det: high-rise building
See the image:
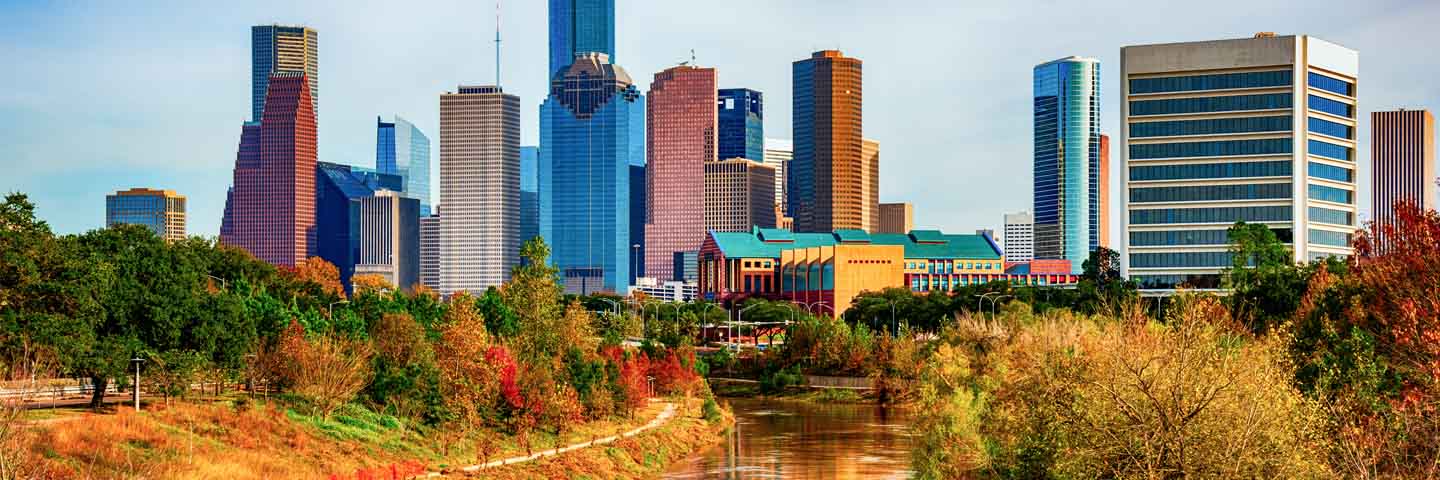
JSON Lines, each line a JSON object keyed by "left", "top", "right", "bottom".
{"left": 1004, "top": 211, "right": 1035, "bottom": 263}
{"left": 251, "top": 25, "right": 317, "bottom": 123}
{"left": 315, "top": 161, "right": 402, "bottom": 289}
{"left": 1372, "top": 109, "right": 1436, "bottom": 219}
{"left": 645, "top": 66, "right": 717, "bottom": 281}
{"left": 439, "top": 85, "right": 521, "bottom": 295}
{"left": 356, "top": 190, "right": 420, "bottom": 291}
{"left": 704, "top": 158, "right": 777, "bottom": 233}
{"left": 548, "top": 0, "right": 615, "bottom": 80}
{"left": 1099, "top": 133, "right": 1111, "bottom": 248}
{"left": 764, "top": 138, "right": 792, "bottom": 216}
{"left": 106, "top": 188, "right": 186, "bottom": 241}
{"left": 540, "top": 53, "right": 644, "bottom": 294}
{"left": 222, "top": 73, "right": 317, "bottom": 267}
{"left": 718, "top": 88, "right": 764, "bottom": 161}
{"left": 520, "top": 146, "right": 540, "bottom": 244}
{"left": 420, "top": 213, "right": 440, "bottom": 291}
{"left": 878, "top": 202, "right": 913, "bottom": 234}
{"left": 792, "top": 50, "right": 864, "bottom": 233}
{"left": 629, "top": 164, "right": 646, "bottom": 284}
{"left": 376, "top": 116, "right": 433, "bottom": 216}
{"left": 1033, "top": 56, "right": 1101, "bottom": 275}
{"left": 861, "top": 138, "right": 881, "bottom": 232}
{"left": 1122, "top": 34, "right": 1358, "bottom": 287}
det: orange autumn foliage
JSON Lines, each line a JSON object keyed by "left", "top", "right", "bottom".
{"left": 283, "top": 257, "right": 346, "bottom": 298}
{"left": 1352, "top": 200, "right": 1440, "bottom": 388}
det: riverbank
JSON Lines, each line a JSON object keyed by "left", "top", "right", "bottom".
{"left": 708, "top": 377, "right": 898, "bottom": 406}
{"left": 11, "top": 395, "right": 727, "bottom": 479}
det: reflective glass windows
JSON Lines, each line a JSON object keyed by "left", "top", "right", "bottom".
{"left": 1308, "top": 72, "right": 1354, "bottom": 96}
{"left": 1308, "top": 162, "right": 1353, "bottom": 182}
{"left": 1309, "top": 229, "right": 1352, "bottom": 247}
{"left": 1130, "top": 138, "right": 1292, "bottom": 160}
{"left": 1129, "top": 161, "right": 1291, "bottom": 181}
{"left": 1129, "top": 183, "right": 1291, "bottom": 203}
{"left": 1129, "top": 70, "right": 1291, "bottom": 94}
{"left": 1130, "top": 228, "right": 1292, "bottom": 246}
{"left": 1309, "top": 184, "right": 1353, "bottom": 204}
{"left": 1130, "top": 251, "right": 1235, "bottom": 268}
{"left": 1309, "top": 139, "right": 1352, "bottom": 161}
{"left": 1309, "top": 95, "right": 1353, "bottom": 118}
{"left": 1309, "top": 207, "right": 1353, "bottom": 226}
{"left": 1308, "top": 117, "right": 1352, "bottom": 139}
{"left": 1131, "top": 93, "right": 1291, "bottom": 116}
{"left": 1130, "top": 116, "right": 1291, "bottom": 138}
{"left": 1130, "top": 206, "right": 1292, "bottom": 225}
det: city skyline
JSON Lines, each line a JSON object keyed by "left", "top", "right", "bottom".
{"left": 4, "top": 1, "right": 1439, "bottom": 241}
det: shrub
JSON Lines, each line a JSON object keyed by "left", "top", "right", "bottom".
{"left": 277, "top": 321, "right": 374, "bottom": 418}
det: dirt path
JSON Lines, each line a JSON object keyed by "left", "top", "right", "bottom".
{"left": 421, "top": 401, "right": 679, "bottom": 477}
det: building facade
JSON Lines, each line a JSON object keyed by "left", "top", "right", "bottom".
{"left": 548, "top": 0, "right": 615, "bottom": 80}
{"left": 792, "top": 50, "right": 864, "bottom": 233}
{"left": 106, "top": 188, "right": 186, "bottom": 241}
{"left": 222, "top": 73, "right": 317, "bottom": 268}
{"left": 764, "top": 138, "right": 792, "bottom": 218}
{"left": 705, "top": 158, "right": 777, "bottom": 233}
{"left": 439, "top": 85, "right": 521, "bottom": 295}
{"left": 420, "top": 213, "right": 440, "bottom": 292}
{"left": 1121, "top": 34, "right": 1359, "bottom": 288}
{"left": 251, "top": 25, "right": 317, "bottom": 123}
{"left": 877, "top": 202, "right": 913, "bottom": 234}
{"left": 861, "top": 139, "right": 881, "bottom": 232}
{"left": 1099, "top": 133, "right": 1111, "bottom": 248}
{"left": 1003, "top": 211, "right": 1035, "bottom": 263}
{"left": 520, "top": 146, "right": 540, "bottom": 245}
{"left": 645, "top": 66, "right": 717, "bottom": 282}
{"left": 540, "top": 53, "right": 644, "bottom": 294}
{"left": 376, "top": 116, "right": 433, "bottom": 216}
{"left": 1372, "top": 109, "right": 1436, "bottom": 219}
{"left": 355, "top": 190, "right": 420, "bottom": 291}
{"left": 315, "top": 161, "right": 402, "bottom": 290}
{"left": 1034, "top": 56, "right": 1101, "bottom": 274}
{"left": 630, "top": 163, "right": 646, "bottom": 284}
{"left": 718, "top": 88, "right": 764, "bottom": 161}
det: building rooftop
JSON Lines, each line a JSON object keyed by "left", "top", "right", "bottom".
{"left": 709, "top": 227, "right": 1002, "bottom": 260}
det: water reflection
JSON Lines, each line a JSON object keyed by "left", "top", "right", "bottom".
{"left": 664, "top": 397, "right": 914, "bottom": 479}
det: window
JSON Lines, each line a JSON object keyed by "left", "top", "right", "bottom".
{"left": 1130, "top": 70, "right": 1292, "bottom": 94}
{"left": 1130, "top": 228, "right": 1293, "bottom": 246}
{"left": 1129, "top": 183, "right": 1291, "bottom": 203}
{"left": 1310, "top": 207, "right": 1352, "bottom": 226}
{"left": 1130, "top": 161, "right": 1291, "bottom": 181}
{"left": 1309, "top": 184, "right": 1353, "bottom": 204}
{"left": 1131, "top": 93, "right": 1291, "bottom": 116}
{"left": 1309, "top": 229, "right": 1352, "bottom": 247}
{"left": 1130, "top": 138, "right": 1292, "bottom": 160}
{"left": 1308, "top": 162, "right": 1353, "bottom": 182}
{"left": 1309, "top": 72, "right": 1353, "bottom": 96}
{"left": 1130, "top": 206, "right": 1293, "bottom": 225}
{"left": 1309, "top": 140, "right": 1352, "bottom": 161}
{"left": 1308, "top": 117, "right": 1352, "bottom": 139}
{"left": 1309, "top": 95, "right": 1353, "bottom": 118}
{"left": 1130, "top": 251, "right": 1235, "bottom": 268}
{"left": 1130, "top": 116, "right": 1291, "bottom": 138}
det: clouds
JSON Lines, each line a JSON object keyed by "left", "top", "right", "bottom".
{"left": 1, "top": 0, "right": 1437, "bottom": 239}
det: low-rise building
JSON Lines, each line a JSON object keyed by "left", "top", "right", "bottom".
{"left": 628, "top": 277, "right": 698, "bottom": 302}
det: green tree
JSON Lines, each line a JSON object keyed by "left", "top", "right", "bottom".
{"left": 1223, "top": 221, "right": 1308, "bottom": 332}
{"left": 504, "top": 238, "right": 564, "bottom": 361}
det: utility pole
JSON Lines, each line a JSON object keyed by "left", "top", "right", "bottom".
{"left": 130, "top": 357, "right": 144, "bottom": 411}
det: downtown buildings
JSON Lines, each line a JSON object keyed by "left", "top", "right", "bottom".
{"left": 355, "top": 190, "right": 420, "bottom": 290}
{"left": 376, "top": 116, "right": 433, "bottom": 216}
{"left": 705, "top": 159, "right": 777, "bottom": 233}
{"left": 314, "top": 161, "right": 402, "bottom": 289}
{"left": 791, "top": 50, "right": 869, "bottom": 233}
{"left": 1033, "top": 56, "right": 1102, "bottom": 275}
{"left": 878, "top": 202, "right": 913, "bottom": 235}
{"left": 251, "top": 25, "right": 318, "bottom": 125}
{"left": 439, "top": 86, "right": 521, "bottom": 296}
{"left": 644, "top": 65, "right": 717, "bottom": 282}
{"left": 1003, "top": 211, "right": 1035, "bottom": 263}
{"left": 1372, "top": 109, "right": 1436, "bottom": 220}
{"left": 221, "top": 72, "right": 317, "bottom": 267}
{"left": 1120, "top": 34, "right": 1359, "bottom": 288}
{"left": 718, "top": 88, "right": 764, "bottom": 161}
{"left": 106, "top": 188, "right": 186, "bottom": 241}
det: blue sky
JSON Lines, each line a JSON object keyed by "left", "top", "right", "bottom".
{"left": 2, "top": 0, "right": 1437, "bottom": 238}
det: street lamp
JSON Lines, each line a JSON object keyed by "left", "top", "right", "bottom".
{"left": 990, "top": 295, "right": 1014, "bottom": 318}
{"left": 328, "top": 300, "right": 349, "bottom": 318}
{"left": 886, "top": 299, "right": 899, "bottom": 338}
{"left": 205, "top": 274, "right": 227, "bottom": 291}
{"left": 738, "top": 303, "right": 763, "bottom": 349}
{"left": 700, "top": 303, "right": 725, "bottom": 344}
{"left": 129, "top": 357, "right": 145, "bottom": 411}
{"left": 631, "top": 244, "right": 641, "bottom": 286}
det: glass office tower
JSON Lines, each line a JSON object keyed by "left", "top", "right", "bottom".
{"left": 520, "top": 146, "right": 540, "bottom": 245}
{"left": 376, "top": 116, "right": 432, "bottom": 216}
{"left": 251, "top": 25, "right": 317, "bottom": 123}
{"left": 106, "top": 188, "right": 187, "bottom": 241}
{"left": 718, "top": 88, "right": 764, "bottom": 161}
{"left": 548, "top": 0, "right": 615, "bottom": 80}
{"left": 1033, "top": 56, "right": 1101, "bottom": 274}
{"left": 791, "top": 50, "right": 864, "bottom": 233}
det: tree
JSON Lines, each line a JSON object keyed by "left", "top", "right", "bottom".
{"left": 1223, "top": 221, "right": 1308, "bottom": 332}
{"left": 1081, "top": 246, "right": 1122, "bottom": 284}
{"left": 504, "top": 238, "right": 564, "bottom": 361}
{"left": 433, "top": 295, "right": 498, "bottom": 448}
{"left": 283, "top": 257, "right": 345, "bottom": 300}
{"left": 351, "top": 274, "right": 394, "bottom": 297}
{"left": 476, "top": 287, "right": 519, "bottom": 338}
{"left": 276, "top": 321, "right": 374, "bottom": 417}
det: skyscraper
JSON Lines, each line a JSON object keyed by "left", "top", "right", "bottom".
{"left": 439, "top": 85, "right": 521, "bottom": 295}
{"left": 704, "top": 158, "right": 777, "bottom": 233}
{"left": 1372, "top": 109, "right": 1436, "bottom": 220}
{"left": 376, "top": 116, "right": 433, "bottom": 216}
{"left": 222, "top": 73, "right": 317, "bottom": 267}
{"left": 877, "top": 202, "right": 913, "bottom": 234}
{"left": 792, "top": 50, "right": 864, "bottom": 233}
{"left": 315, "top": 161, "right": 402, "bottom": 289}
{"left": 1033, "top": 56, "right": 1101, "bottom": 275}
{"left": 106, "top": 188, "right": 186, "bottom": 241}
{"left": 420, "top": 213, "right": 440, "bottom": 291}
{"left": 251, "top": 25, "right": 317, "bottom": 123}
{"left": 540, "top": 53, "right": 644, "bottom": 294}
{"left": 520, "top": 146, "right": 540, "bottom": 244}
{"left": 861, "top": 138, "right": 881, "bottom": 233}
{"left": 645, "top": 65, "right": 717, "bottom": 281}
{"left": 1122, "top": 34, "right": 1358, "bottom": 287}
{"left": 548, "top": 0, "right": 615, "bottom": 79}
{"left": 764, "top": 138, "right": 792, "bottom": 215}
{"left": 1099, "top": 133, "right": 1111, "bottom": 248}
{"left": 1004, "top": 211, "right": 1035, "bottom": 263}
{"left": 718, "top": 88, "right": 764, "bottom": 161}
{"left": 356, "top": 190, "right": 420, "bottom": 291}
{"left": 630, "top": 163, "right": 646, "bottom": 283}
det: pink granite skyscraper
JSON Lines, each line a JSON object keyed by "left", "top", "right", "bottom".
{"left": 644, "top": 66, "right": 717, "bottom": 281}
{"left": 222, "top": 72, "right": 317, "bottom": 267}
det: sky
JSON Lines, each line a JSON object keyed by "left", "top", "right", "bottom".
{"left": 2, "top": 0, "right": 1438, "bottom": 240}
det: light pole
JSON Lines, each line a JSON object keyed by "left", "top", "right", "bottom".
{"left": 738, "top": 303, "right": 762, "bottom": 349}
{"left": 130, "top": 357, "right": 145, "bottom": 411}
{"left": 701, "top": 303, "right": 724, "bottom": 344}
{"left": 990, "top": 295, "right": 1014, "bottom": 318}
{"left": 887, "top": 299, "right": 898, "bottom": 338}
{"left": 205, "top": 274, "right": 227, "bottom": 291}
{"left": 328, "top": 300, "right": 349, "bottom": 318}
{"left": 631, "top": 244, "right": 641, "bottom": 286}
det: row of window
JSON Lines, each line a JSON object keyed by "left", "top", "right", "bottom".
{"left": 1130, "top": 116, "right": 1291, "bottom": 138}
{"left": 1130, "top": 161, "right": 1291, "bottom": 181}
{"left": 1310, "top": 206, "right": 1353, "bottom": 226}
{"left": 1309, "top": 139, "right": 1352, "bottom": 161}
{"left": 1129, "top": 182, "right": 1291, "bottom": 203}
{"left": 1131, "top": 206, "right": 1293, "bottom": 225}
{"left": 1135, "top": 274, "right": 1222, "bottom": 289}
{"left": 1131, "top": 93, "right": 1291, "bottom": 116}
{"left": 1309, "top": 162, "right": 1353, "bottom": 182}
{"left": 1130, "top": 251, "right": 1235, "bottom": 268}
{"left": 1130, "top": 70, "right": 1292, "bottom": 94}
{"left": 1308, "top": 117, "right": 1353, "bottom": 139}
{"left": 1130, "top": 228, "right": 1293, "bottom": 246}
{"left": 1130, "top": 138, "right": 1292, "bottom": 160}
{"left": 1309, "top": 184, "right": 1353, "bottom": 204}
{"left": 1309, "top": 229, "right": 1352, "bottom": 247}
{"left": 1309, "top": 72, "right": 1354, "bottom": 96}
{"left": 1309, "top": 95, "right": 1353, "bottom": 118}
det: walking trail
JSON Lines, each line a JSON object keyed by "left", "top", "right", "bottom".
{"left": 421, "top": 400, "right": 678, "bottom": 477}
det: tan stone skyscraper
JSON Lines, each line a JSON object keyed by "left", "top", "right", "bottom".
{"left": 1373, "top": 109, "right": 1436, "bottom": 219}
{"left": 704, "top": 158, "right": 777, "bottom": 233}
{"left": 861, "top": 138, "right": 880, "bottom": 232}
{"left": 878, "top": 202, "right": 913, "bottom": 234}
{"left": 791, "top": 50, "right": 864, "bottom": 233}
{"left": 439, "top": 86, "right": 521, "bottom": 295}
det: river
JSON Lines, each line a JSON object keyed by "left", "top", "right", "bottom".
{"left": 663, "top": 396, "right": 915, "bottom": 479}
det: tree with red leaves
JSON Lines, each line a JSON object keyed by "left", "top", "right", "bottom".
{"left": 1352, "top": 200, "right": 1440, "bottom": 386}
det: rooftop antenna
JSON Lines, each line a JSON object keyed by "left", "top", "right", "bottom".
{"left": 495, "top": 0, "right": 502, "bottom": 88}
{"left": 678, "top": 49, "right": 697, "bottom": 67}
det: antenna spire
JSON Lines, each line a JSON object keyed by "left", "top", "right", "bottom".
{"left": 495, "top": 0, "right": 502, "bottom": 88}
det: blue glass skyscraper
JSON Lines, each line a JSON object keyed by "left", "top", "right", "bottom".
{"left": 718, "top": 88, "right": 764, "bottom": 161}
{"left": 548, "top": 0, "right": 615, "bottom": 80}
{"left": 316, "top": 161, "right": 402, "bottom": 290}
{"left": 1033, "top": 56, "right": 1100, "bottom": 274}
{"left": 520, "top": 146, "right": 540, "bottom": 244}
{"left": 376, "top": 116, "right": 432, "bottom": 216}
{"left": 540, "top": 53, "right": 643, "bottom": 294}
